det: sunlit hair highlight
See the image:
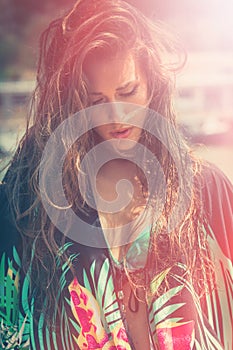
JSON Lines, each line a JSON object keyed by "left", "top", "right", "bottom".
{"left": 5, "top": 0, "right": 214, "bottom": 325}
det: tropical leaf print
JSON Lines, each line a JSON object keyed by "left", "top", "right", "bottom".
{"left": 0, "top": 317, "right": 30, "bottom": 349}
{"left": 148, "top": 264, "right": 187, "bottom": 342}
{"left": 0, "top": 252, "right": 19, "bottom": 326}
{"left": 205, "top": 225, "right": 233, "bottom": 350}
{"left": 171, "top": 264, "right": 225, "bottom": 350}
{"left": 168, "top": 221, "right": 233, "bottom": 350}
{"left": 94, "top": 259, "right": 122, "bottom": 330}
{"left": 149, "top": 267, "right": 172, "bottom": 301}
{"left": 0, "top": 251, "right": 30, "bottom": 349}
{"left": 1, "top": 226, "right": 231, "bottom": 350}
{"left": 69, "top": 276, "right": 131, "bottom": 349}
{"left": 1, "top": 240, "right": 84, "bottom": 350}
{"left": 84, "top": 259, "right": 122, "bottom": 330}
{"left": 29, "top": 242, "right": 80, "bottom": 350}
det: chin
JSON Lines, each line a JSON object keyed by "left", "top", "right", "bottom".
{"left": 109, "top": 137, "right": 140, "bottom": 155}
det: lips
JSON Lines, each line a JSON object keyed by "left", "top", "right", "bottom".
{"left": 110, "top": 127, "right": 132, "bottom": 139}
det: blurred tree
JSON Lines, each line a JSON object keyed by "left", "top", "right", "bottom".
{"left": 0, "top": 0, "right": 75, "bottom": 80}
{"left": 0, "top": 35, "right": 20, "bottom": 80}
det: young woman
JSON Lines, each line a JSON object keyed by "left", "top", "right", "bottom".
{"left": 1, "top": 0, "right": 232, "bottom": 349}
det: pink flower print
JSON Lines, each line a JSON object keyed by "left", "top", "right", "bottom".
{"left": 69, "top": 278, "right": 132, "bottom": 350}
{"left": 69, "top": 277, "right": 108, "bottom": 348}
{"left": 117, "top": 328, "right": 128, "bottom": 342}
{"left": 156, "top": 320, "right": 195, "bottom": 350}
{"left": 74, "top": 306, "right": 94, "bottom": 333}
{"left": 86, "top": 333, "right": 110, "bottom": 349}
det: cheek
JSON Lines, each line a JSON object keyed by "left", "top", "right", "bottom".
{"left": 135, "top": 83, "right": 149, "bottom": 106}
{"left": 93, "top": 126, "right": 109, "bottom": 140}
{"left": 135, "top": 127, "right": 143, "bottom": 140}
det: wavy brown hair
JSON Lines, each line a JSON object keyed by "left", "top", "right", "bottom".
{"left": 4, "top": 0, "right": 214, "bottom": 324}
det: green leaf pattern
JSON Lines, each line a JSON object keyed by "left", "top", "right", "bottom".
{"left": 0, "top": 230, "right": 232, "bottom": 349}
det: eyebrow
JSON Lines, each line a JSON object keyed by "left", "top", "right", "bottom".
{"left": 89, "top": 79, "right": 139, "bottom": 95}
{"left": 116, "top": 79, "right": 139, "bottom": 91}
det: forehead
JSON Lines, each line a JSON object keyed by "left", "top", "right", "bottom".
{"left": 83, "top": 51, "right": 139, "bottom": 92}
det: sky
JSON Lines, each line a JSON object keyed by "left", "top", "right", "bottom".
{"left": 129, "top": 0, "right": 233, "bottom": 51}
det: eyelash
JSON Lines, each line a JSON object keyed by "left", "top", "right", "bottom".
{"left": 120, "top": 85, "right": 139, "bottom": 97}
{"left": 91, "top": 85, "right": 139, "bottom": 105}
{"left": 92, "top": 98, "right": 104, "bottom": 105}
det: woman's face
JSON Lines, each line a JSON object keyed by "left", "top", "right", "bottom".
{"left": 84, "top": 50, "right": 149, "bottom": 145}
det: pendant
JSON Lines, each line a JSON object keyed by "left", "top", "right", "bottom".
{"left": 120, "top": 303, "right": 126, "bottom": 313}
{"left": 117, "top": 290, "right": 124, "bottom": 300}
{"left": 117, "top": 290, "right": 126, "bottom": 315}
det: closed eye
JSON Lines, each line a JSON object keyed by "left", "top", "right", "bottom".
{"left": 91, "top": 97, "right": 105, "bottom": 105}
{"left": 90, "top": 83, "right": 140, "bottom": 105}
{"left": 119, "top": 85, "right": 139, "bottom": 97}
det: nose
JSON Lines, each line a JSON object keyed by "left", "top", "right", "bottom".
{"left": 89, "top": 101, "right": 125, "bottom": 128}
{"left": 108, "top": 101, "right": 126, "bottom": 124}
{"left": 89, "top": 101, "right": 133, "bottom": 129}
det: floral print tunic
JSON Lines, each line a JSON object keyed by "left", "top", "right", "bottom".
{"left": 0, "top": 164, "right": 232, "bottom": 349}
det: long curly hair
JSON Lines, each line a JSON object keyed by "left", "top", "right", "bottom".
{"left": 4, "top": 0, "right": 214, "bottom": 325}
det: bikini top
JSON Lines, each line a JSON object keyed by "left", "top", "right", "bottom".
{"left": 107, "top": 227, "right": 151, "bottom": 272}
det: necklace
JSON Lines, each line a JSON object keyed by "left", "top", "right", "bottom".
{"left": 109, "top": 229, "right": 152, "bottom": 318}
{"left": 113, "top": 262, "right": 148, "bottom": 319}
{"left": 116, "top": 265, "right": 128, "bottom": 318}
{"left": 113, "top": 263, "right": 153, "bottom": 350}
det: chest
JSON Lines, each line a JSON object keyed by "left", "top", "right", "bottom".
{"left": 96, "top": 159, "right": 149, "bottom": 256}
{"left": 114, "top": 269, "right": 153, "bottom": 350}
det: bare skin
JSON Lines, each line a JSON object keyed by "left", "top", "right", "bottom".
{"left": 84, "top": 50, "right": 152, "bottom": 349}
{"left": 96, "top": 159, "right": 151, "bottom": 350}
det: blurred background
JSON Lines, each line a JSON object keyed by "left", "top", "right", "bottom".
{"left": 0, "top": 0, "right": 233, "bottom": 181}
